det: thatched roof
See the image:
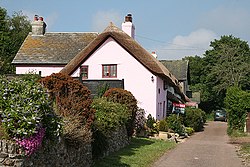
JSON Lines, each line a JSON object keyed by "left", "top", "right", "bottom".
{"left": 12, "top": 32, "right": 98, "bottom": 65}
{"left": 61, "top": 23, "right": 181, "bottom": 89}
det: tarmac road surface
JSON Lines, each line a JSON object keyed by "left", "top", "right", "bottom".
{"left": 153, "top": 121, "right": 244, "bottom": 167}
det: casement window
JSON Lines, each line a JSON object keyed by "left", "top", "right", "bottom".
{"left": 80, "top": 65, "right": 88, "bottom": 79}
{"left": 102, "top": 64, "right": 117, "bottom": 78}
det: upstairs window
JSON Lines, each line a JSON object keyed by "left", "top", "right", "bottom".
{"left": 102, "top": 64, "right": 117, "bottom": 78}
{"left": 80, "top": 65, "right": 88, "bottom": 79}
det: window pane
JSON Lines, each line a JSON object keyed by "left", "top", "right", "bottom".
{"left": 102, "top": 64, "right": 117, "bottom": 78}
{"left": 103, "top": 66, "right": 109, "bottom": 76}
{"left": 111, "top": 65, "right": 117, "bottom": 77}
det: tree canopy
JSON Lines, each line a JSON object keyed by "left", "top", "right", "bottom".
{"left": 186, "top": 35, "right": 250, "bottom": 112}
{"left": 0, "top": 7, "right": 31, "bottom": 74}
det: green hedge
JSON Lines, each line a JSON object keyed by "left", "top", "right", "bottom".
{"left": 91, "top": 98, "right": 129, "bottom": 159}
{"left": 91, "top": 98, "right": 129, "bottom": 132}
{"left": 103, "top": 88, "right": 138, "bottom": 137}
{"left": 183, "top": 108, "right": 205, "bottom": 132}
{"left": 225, "top": 86, "right": 250, "bottom": 134}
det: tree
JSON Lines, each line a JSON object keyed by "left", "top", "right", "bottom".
{"left": 204, "top": 35, "right": 250, "bottom": 93}
{"left": 186, "top": 35, "right": 250, "bottom": 112}
{"left": 0, "top": 7, "right": 31, "bottom": 74}
{"left": 183, "top": 56, "right": 206, "bottom": 86}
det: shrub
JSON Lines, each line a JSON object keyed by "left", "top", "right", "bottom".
{"left": 40, "top": 73, "right": 95, "bottom": 127}
{"left": 185, "top": 127, "right": 194, "bottom": 136}
{"left": 134, "top": 108, "right": 147, "bottom": 134}
{"left": 0, "top": 75, "right": 62, "bottom": 155}
{"left": 63, "top": 116, "right": 92, "bottom": 147}
{"left": 91, "top": 98, "right": 129, "bottom": 132}
{"left": 91, "top": 98, "right": 129, "bottom": 159}
{"left": 225, "top": 86, "right": 250, "bottom": 134}
{"left": 166, "top": 114, "right": 184, "bottom": 135}
{"left": 103, "top": 88, "right": 138, "bottom": 137}
{"left": 183, "top": 108, "right": 204, "bottom": 132}
{"left": 146, "top": 114, "right": 156, "bottom": 129}
{"left": 158, "top": 119, "right": 168, "bottom": 132}
{"left": 145, "top": 114, "right": 158, "bottom": 134}
{"left": 40, "top": 73, "right": 95, "bottom": 147}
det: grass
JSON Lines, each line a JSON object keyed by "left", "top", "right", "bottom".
{"left": 206, "top": 113, "right": 214, "bottom": 122}
{"left": 229, "top": 132, "right": 250, "bottom": 166}
{"left": 239, "top": 142, "right": 250, "bottom": 165}
{"left": 92, "top": 137, "right": 176, "bottom": 167}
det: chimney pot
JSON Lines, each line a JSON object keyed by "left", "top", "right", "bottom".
{"left": 32, "top": 15, "right": 46, "bottom": 36}
{"left": 34, "top": 15, "right": 39, "bottom": 21}
{"left": 152, "top": 51, "right": 158, "bottom": 58}
{"left": 125, "top": 14, "right": 132, "bottom": 22}
{"left": 122, "top": 13, "right": 135, "bottom": 39}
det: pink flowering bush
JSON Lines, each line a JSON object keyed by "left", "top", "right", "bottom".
{"left": 15, "top": 128, "right": 45, "bottom": 156}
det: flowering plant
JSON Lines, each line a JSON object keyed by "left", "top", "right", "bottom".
{"left": 0, "top": 75, "right": 62, "bottom": 155}
{"left": 15, "top": 128, "right": 45, "bottom": 156}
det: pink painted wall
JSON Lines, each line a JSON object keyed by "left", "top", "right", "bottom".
{"left": 15, "top": 66, "right": 63, "bottom": 77}
{"left": 72, "top": 37, "right": 165, "bottom": 118}
{"left": 156, "top": 77, "right": 168, "bottom": 120}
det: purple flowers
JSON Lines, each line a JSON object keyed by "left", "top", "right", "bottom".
{"left": 15, "top": 128, "right": 45, "bottom": 156}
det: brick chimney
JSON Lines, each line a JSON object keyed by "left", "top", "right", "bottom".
{"left": 122, "top": 14, "right": 135, "bottom": 39}
{"left": 31, "top": 15, "right": 46, "bottom": 36}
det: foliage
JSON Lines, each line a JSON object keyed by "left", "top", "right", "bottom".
{"left": 183, "top": 108, "right": 205, "bottom": 132}
{"left": 40, "top": 73, "right": 95, "bottom": 127}
{"left": 240, "top": 143, "right": 250, "bottom": 161}
{"left": 92, "top": 137, "right": 176, "bottom": 167}
{"left": 91, "top": 98, "right": 129, "bottom": 159}
{"left": 183, "top": 56, "right": 206, "bottom": 85}
{"left": 224, "top": 86, "right": 249, "bottom": 133}
{"left": 145, "top": 114, "right": 158, "bottom": 134}
{"left": 206, "top": 112, "right": 214, "bottom": 121}
{"left": 0, "top": 75, "right": 62, "bottom": 139}
{"left": 15, "top": 128, "right": 45, "bottom": 156}
{"left": 228, "top": 129, "right": 248, "bottom": 137}
{"left": 40, "top": 73, "right": 95, "bottom": 148}
{"left": 0, "top": 75, "right": 62, "bottom": 155}
{"left": 96, "top": 82, "right": 110, "bottom": 98}
{"left": 166, "top": 114, "right": 185, "bottom": 135}
{"left": 63, "top": 116, "right": 92, "bottom": 147}
{"left": 134, "top": 108, "right": 147, "bottom": 134}
{"left": 103, "top": 88, "right": 138, "bottom": 137}
{"left": 146, "top": 114, "right": 156, "bottom": 129}
{"left": 0, "top": 7, "right": 31, "bottom": 74}
{"left": 185, "top": 127, "right": 194, "bottom": 136}
{"left": 158, "top": 119, "right": 168, "bottom": 132}
{"left": 185, "top": 35, "right": 250, "bottom": 112}
{"left": 91, "top": 98, "right": 129, "bottom": 132}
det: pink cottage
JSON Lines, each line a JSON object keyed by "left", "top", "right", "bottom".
{"left": 13, "top": 14, "right": 189, "bottom": 120}
{"left": 61, "top": 14, "right": 189, "bottom": 119}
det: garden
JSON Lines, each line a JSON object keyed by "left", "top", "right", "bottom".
{"left": 0, "top": 73, "right": 207, "bottom": 166}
